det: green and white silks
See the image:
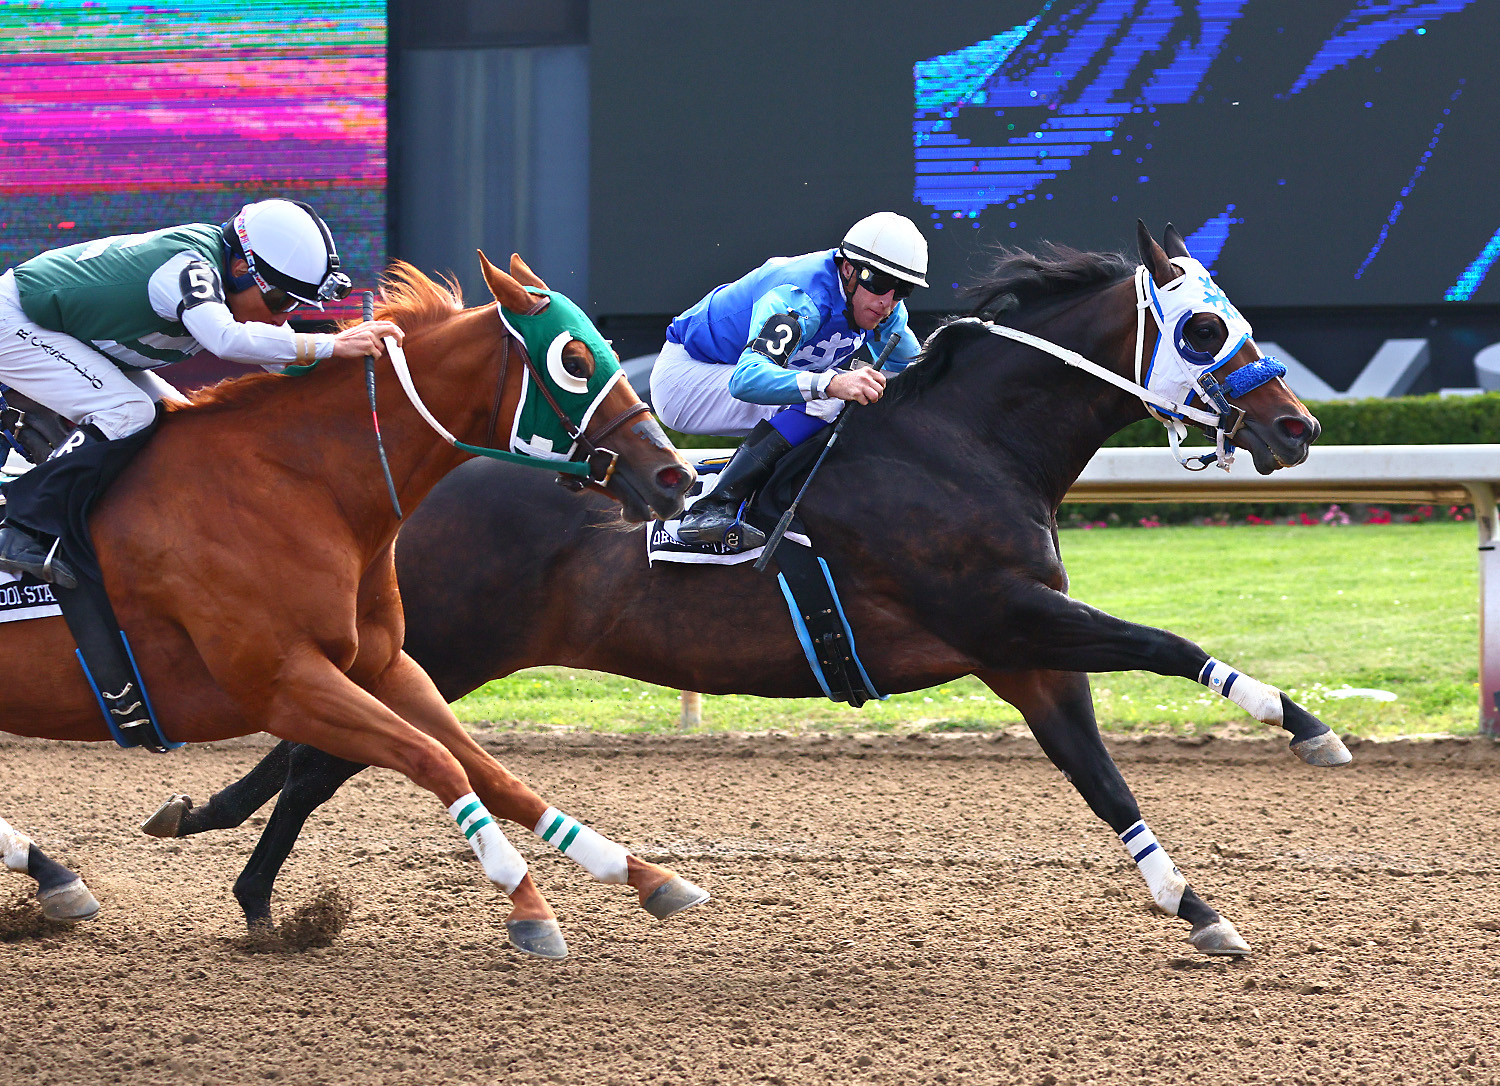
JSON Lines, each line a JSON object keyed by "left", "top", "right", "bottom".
{"left": 497, "top": 288, "right": 625, "bottom": 462}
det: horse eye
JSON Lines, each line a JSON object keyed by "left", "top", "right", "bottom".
{"left": 1190, "top": 317, "right": 1225, "bottom": 346}
{"left": 562, "top": 343, "right": 595, "bottom": 380}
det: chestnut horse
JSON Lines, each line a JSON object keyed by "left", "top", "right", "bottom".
{"left": 0, "top": 253, "right": 707, "bottom": 958}
{"left": 157, "top": 225, "right": 1339, "bottom": 957}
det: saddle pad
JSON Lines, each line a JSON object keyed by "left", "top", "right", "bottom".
{"left": 0, "top": 569, "right": 62, "bottom": 623}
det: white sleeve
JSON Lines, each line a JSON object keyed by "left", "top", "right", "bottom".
{"left": 148, "top": 252, "right": 334, "bottom": 366}
{"left": 181, "top": 302, "right": 334, "bottom": 367}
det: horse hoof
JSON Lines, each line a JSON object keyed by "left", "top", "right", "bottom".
{"left": 642, "top": 876, "right": 711, "bottom": 920}
{"left": 1290, "top": 731, "right": 1352, "bottom": 767}
{"left": 506, "top": 918, "right": 569, "bottom": 960}
{"left": 140, "top": 795, "right": 192, "bottom": 838}
{"left": 1189, "top": 918, "right": 1250, "bottom": 957}
{"left": 37, "top": 878, "right": 100, "bottom": 922}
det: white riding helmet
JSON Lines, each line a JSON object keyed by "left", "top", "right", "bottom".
{"left": 839, "top": 212, "right": 929, "bottom": 289}
{"left": 225, "top": 198, "right": 351, "bottom": 308}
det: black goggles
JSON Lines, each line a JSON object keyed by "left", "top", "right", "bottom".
{"left": 852, "top": 263, "right": 916, "bottom": 301}
{"left": 262, "top": 270, "right": 352, "bottom": 315}
{"left": 261, "top": 287, "right": 302, "bottom": 314}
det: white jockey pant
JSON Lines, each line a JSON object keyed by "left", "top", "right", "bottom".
{"left": 0, "top": 270, "right": 184, "bottom": 441}
{"left": 649, "top": 340, "right": 845, "bottom": 437}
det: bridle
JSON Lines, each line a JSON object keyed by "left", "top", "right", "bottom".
{"left": 476, "top": 298, "right": 653, "bottom": 492}
{"left": 376, "top": 298, "right": 652, "bottom": 503}
{"left": 957, "top": 262, "right": 1286, "bottom": 473}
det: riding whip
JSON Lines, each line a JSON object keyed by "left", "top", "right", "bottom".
{"left": 753, "top": 331, "right": 902, "bottom": 573}
{"left": 363, "top": 290, "right": 403, "bottom": 520}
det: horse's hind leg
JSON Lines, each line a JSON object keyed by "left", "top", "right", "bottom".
{"left": 978, "top": 669, "right": 1250, "bottom": 957}
{"left": 1002, "top": 583, "right": 1350, "bottom": 767}
{"left": 142, "top": 739, "right": 298, "bottom": 838}
{"left": 0, "top": 815, "right": 99, "bottom": 922}
{"left": 372, "top": 652, "right": 709, "bottom": 924}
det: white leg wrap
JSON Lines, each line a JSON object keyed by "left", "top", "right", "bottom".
{"left": 449, "top": 794, "right": 527, "bottom": 895}
{"left": 1120, "top": 820, "right": 1186, "bottom": 914}
{"left": 1198, "top": 657, "right": 1283, "bottom": 724}
{"left": 0, "top": 816, "right": 32, "bottom": 874}
{"left": 534, "top": 807, "right": 630, "bottom": 884}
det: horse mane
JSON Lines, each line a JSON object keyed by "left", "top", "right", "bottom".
{"left": 177, "top": 261, "right": 466, "bottom": 413}
{"left": 885, "top": 243, "right": 1134, "bottom": 406}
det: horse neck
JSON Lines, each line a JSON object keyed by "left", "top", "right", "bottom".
{"left": 291, "top": 307, "right": 508, "bottom": 548}
{"left": 880, "top": 278, "right": 1151, "bottom": 507}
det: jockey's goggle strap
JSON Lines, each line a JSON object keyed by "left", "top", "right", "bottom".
{"left": 225, "top": 207, "right": 353, "bottom": 306}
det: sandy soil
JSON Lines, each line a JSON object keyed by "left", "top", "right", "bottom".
{"left": 3, "top": 730, "right": 1500, "bottom": 1086}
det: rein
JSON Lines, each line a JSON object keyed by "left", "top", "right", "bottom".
{"left": 964, "top": 263, "right": 1280, "bottom": 474}
{"left": 376, "top": 303, "right": 646, "bottom": 485}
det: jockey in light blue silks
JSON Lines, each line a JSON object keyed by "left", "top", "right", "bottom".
{"left": 651, "top": 212, "right": 929, "bottom": 550}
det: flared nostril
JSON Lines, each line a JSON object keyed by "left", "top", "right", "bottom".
{"left": 1276, "top": 415, "right": 1317, "bottom": 445}
{"left": 657, "top": 465, "right": 690, "bottom": 493}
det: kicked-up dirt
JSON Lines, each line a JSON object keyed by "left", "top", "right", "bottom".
{"left": 3, "top": 729, "right": 1499, "bottom": 1086}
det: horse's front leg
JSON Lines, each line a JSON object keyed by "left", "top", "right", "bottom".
{"left": 370, "top": 651, "right": 710, "bottom": 926}
{"left": 977, "top": 668, "right": 1250, "bottom": 957}
{"left": 999, "top": 582, "right": 1351, "bottom": 767}
{"left": 0, "top": 815, "right": 99, "bottom": 922}
{"left": 242, "top": 651, "right": 564, "bottom": 953}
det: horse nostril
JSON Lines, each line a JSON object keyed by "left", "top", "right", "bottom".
{"left": 1278, "top": 417, "right": 1307, "bottom": 442}
{"left": 657, "top": 466, "right": 688, "bottom": 492}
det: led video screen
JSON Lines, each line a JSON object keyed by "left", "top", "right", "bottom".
{"left": 591, "top": 1, "right": 1500, "bottom": 313}
{"left": 0, "top": 0, "right": 385, "bottom": 319}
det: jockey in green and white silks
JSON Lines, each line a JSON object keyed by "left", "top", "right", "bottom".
{"left": 0, "top": 198, "right": 403, "bottom": 589}
{"left": 652, "top": 212, "right": 929, "bottom": 550}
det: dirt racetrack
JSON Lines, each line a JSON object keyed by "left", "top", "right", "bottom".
{"left": 3, "top": 729, "right": 1500, "bottom": 1086}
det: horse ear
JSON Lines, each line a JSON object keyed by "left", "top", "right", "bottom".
{"left": 1162, "top": 222, "right": 1191, "bottom": 260}
{"left": 1136, "top": 219, "right": 1175, "bottom": 286}
{"left": 509, "top": 253, "right": 549, "bottom": 291}
{"left": 477, "top": 249, "right": 534, "bottom": 312}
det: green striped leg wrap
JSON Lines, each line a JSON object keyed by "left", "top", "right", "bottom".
{"left": 534, "top": 807, "right": 630, "bottom": 884}
{"left": 448, "top": 793, "right": 526, "bottom": 894}
{"left": 0, "top": 816, "right": 32, "bottom": 873}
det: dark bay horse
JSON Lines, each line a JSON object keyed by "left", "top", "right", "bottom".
{"left": 153, "top": 224, "right": 1336, "bottom": 956}
{"left": 1, "top": 253, "right": 708, "bottom": 957}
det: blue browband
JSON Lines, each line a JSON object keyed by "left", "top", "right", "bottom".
{"left": 1222, "top": 356, "right": 1288, "bottom": 399}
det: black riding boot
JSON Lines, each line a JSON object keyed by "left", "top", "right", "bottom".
{"left": 0, "top": 423, "right": 108, "bottom": 589}
{"left": 676, "top": 419, "right": 793, "bottom": 550}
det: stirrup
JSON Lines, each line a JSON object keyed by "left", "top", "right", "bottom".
{"left": 0, "top": 526, "right": 77, "bottom": 589}
{"left": 42, "top": 536, "right": 74, "bottom": 588}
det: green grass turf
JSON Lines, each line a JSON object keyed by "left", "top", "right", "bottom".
{"left": 451, "top": 521, "right": 1482, "bottom": 737}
